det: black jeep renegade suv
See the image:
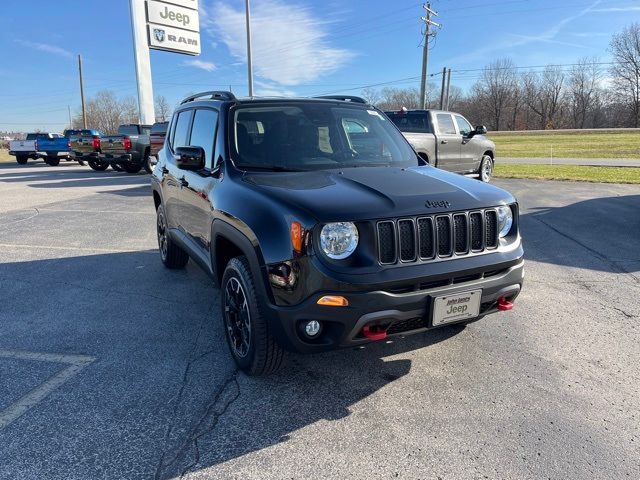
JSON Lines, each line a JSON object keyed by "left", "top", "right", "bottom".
{"left": 151, "top": 91, "right": 524, "bottom": 375}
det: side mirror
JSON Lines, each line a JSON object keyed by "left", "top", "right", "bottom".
{"left": 475, "top": 125, "right": 487, "bottom": 135}
{"left": 175, "top": 146, "right": 205, "bottom": 170}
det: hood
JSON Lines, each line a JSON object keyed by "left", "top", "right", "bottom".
{"left": 242, "top": 165, "right": 515, "bottom": 223}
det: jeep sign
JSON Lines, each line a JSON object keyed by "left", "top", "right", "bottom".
{"left": 145, "top": 0, "right": 200, "bottom": 56}
{"left": 147, "top": 0, "right": 200, "bottom": 32}
{"left": 147, "top": 23, "right": 201, "bottom": 55}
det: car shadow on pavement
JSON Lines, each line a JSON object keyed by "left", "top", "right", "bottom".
{"left": 0, "top": 250, "right": 463, "bottom": 479}
{"left": 520, "top": 194, "right": 640, "bottom": 274}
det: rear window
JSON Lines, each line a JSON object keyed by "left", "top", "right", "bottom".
{"left": 26, "top": 133, "right": 38, "bottom": 140}
{"left": 386, "top": 112, "right": 431, "bottom": 133}
{"left": 151, "top": 122, "right": 168, "bottom": 134}
{"left": 118, "top": 125, "right": 141, "bottom": 135}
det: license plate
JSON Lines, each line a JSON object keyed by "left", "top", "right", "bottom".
{"left": 432, "top": 290, "right": 482, "bottom": 326}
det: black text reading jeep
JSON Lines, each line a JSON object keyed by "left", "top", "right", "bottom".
{"left": 151, "top": 92, "right": 524, "bottom": 375}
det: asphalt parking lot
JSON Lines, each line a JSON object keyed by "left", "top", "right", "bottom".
{"left": 0, "top": 161, "right": 638, "bottom": 480}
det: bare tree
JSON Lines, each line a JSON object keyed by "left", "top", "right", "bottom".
{"left": 72, "top": 90, "right": 140, "bottom": 134}
{"left": 155, "top": 95, "right": 172, "bottom": 122}
{"left": 471, "top": 58, "right": 519, "bottom": 131}
{"left": 610, "top": 22, "right": 640, "bottom": 127}
{"left": 360, "top": 87, "right": 381, "bottom": 105}
{"left": 523, "top": 66, "right": 565, "bottom": 129}
{"left": 568, "top": 57, "right": 602, "bottom": 128}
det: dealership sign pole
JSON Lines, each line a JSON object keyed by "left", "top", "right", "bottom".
{"left": 129, "top": 0, "right": 201, "bottom": 125}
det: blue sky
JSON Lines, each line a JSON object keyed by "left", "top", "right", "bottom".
{"left": 1, "top": 0, "right": 637, "bottom": 132}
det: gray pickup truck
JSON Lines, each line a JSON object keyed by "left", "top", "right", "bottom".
{"left": 100, "top": 124, "right": 152, "bottom": 173}
{"left": 385, "top": 109, "right": 496, "bottom": 182}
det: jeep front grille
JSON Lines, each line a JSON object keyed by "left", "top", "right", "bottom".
{"left": 376, "top": 209, "right": 499, "bottom": 265}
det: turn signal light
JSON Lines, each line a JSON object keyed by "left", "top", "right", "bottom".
{"left": 317, "top": 295, "right": 349, "bottom": 307}
{"left": 290, "top": 221, "right": 303, "bottom": 253}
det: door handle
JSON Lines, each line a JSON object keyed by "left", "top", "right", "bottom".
{"left": 179, "top": 177, "right": 189, "bottom": 188}
{"left": 441, "top": 140, "right": 448, "bottom": 144}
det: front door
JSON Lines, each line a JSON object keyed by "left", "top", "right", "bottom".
{"left": 163, "top": 109, "right": 193, "bottom": 231}
{"left": 433, "top": 112, "right": 461, "bottom": 172}
{"left": 455, "top": 114, "right": 481, "bottom": 173}
{"left": 178, "top": 108, "right": 220, "bottom": 253}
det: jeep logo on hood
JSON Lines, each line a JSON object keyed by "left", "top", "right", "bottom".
{"left": 425, "top": 200, "right": 451, "bottom": 208}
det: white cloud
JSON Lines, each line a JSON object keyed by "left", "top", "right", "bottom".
{"left": 592, "top": 6, "right": 640, "bottom": 12}
{"left": 253, "top": 80, "right": 296, "bottom": 97}
{"left": 182, "top": 59, "right": 217, "bottom": 72}
{"left": 17, "top": 40, "right": 73, "bottom": 58}
{"left": 447, "top": 1, "right": 602, "bottom": 65}
{"left": 203, "top": 0, "right": 355, "bottom": 86}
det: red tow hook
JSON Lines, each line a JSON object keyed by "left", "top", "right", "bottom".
{"left": 497, "top": 297, "right": 514, "bottom": 311}
{"left": 362, "top": 325, "right": 388, "bottom": 341}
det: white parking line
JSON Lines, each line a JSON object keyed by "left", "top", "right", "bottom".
{"left": 0, "top": 349, "right": 96, "bottom": 430}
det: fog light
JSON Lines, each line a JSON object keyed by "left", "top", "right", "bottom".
{"left": 304, "top": 320, "right": 321, "bottom": 337}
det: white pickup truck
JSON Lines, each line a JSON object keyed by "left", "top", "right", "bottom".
{"left": 8, "top": 133, "right": 51, "bottom": 165}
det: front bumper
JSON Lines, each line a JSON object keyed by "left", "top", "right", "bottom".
{"left": 265, "top": 259, "right": 523, "bottom": 353}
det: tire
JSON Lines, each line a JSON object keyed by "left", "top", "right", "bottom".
{"left": 478, "top": 155, "right": 493, "bottom": 182}
{"left": 143, "top": 153, "right": 156, "bottom": 174}
{"left": 88, "top": 159, "right": 109, "bottom": 171}
{"left": 16, "top": 155, "right": 28, "bottom": 165}
{"left": 124, "top": 163, "right": 142, "bottom": 174}
{"left": 221, "top": 256, "right": 286, "bottom": 376}
{"left": 111, "top": 164, "right": 124, "bottom": 172}
{"left": 156, "top": 204, "right": 189, "bottom": 269}
{"left": 45, "top": 155, "right": 60, "bottom": 166}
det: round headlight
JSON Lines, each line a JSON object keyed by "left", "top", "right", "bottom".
{"left": 320, "top": 222, "right": 359, "bottom": 259}
{"left": 497, "top": 205, "right": 513, "bottom": 238}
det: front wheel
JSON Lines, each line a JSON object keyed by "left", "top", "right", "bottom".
{"left": 156, "top": 204, "right": 189, "bottom": 269}
{"left": 16, "top": 155, "right": 28, "bottom": 165}
{"left": 143, "top": 154, "right": 156, "bottom": 174}
{"left": 221, "top": 256, "right": 286, "bottom": 376}
{"left": 88, "top": 159, "right": 109, "bottom": 171}
{"left": 478, "top": 155, "right": 493, "bottom": 183}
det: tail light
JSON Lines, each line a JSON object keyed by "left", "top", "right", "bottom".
{"left": 92, "top": 136, "right": 100, "bottom": 150}
{"left": 34, "top": 141, "right": 38, "bottom": 150}
{"left": 123, "top": 137, "right": 132, "bottom": 151}
{"left": 67, "top": 141, "right": 71, "bottom": 148}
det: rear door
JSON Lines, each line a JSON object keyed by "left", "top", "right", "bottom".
{"left": 433, "top": 113, "right": 461, "bottom": 172}
{"left": 455, "top": 114, "right": 481, "bottom": 173}
{"left": 179, "top": 107, "right": 220, "bottom": 252}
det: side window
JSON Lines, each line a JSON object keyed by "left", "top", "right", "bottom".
{"left": 189, "top": 109, "right": 218, "bottom": 169}
{"left": 436, "top": 113, "right": 456, "bottom": 135}
{"left": 455, "top": 115, "right": 473, "bottom": 136}
{"left": 172, "top": 110, "right": 193, "bottom": 150}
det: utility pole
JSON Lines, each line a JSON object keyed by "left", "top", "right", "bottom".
{"left": 419, "top": 3, "right": 440, "bottom": 109}
{"left": 245, "top": 0, "right": 254, "bottom": 97}
{"left": 444, "top": 68, "right": 452, "bottom": 110}
{"left": 78, "top": 54, "right": 87, "bottom": 129}
{"left": 67, "top": 105, "right": 72, "bottom": 127}
{"left": 439, "top": 67, "right": 447, "bottom": 109}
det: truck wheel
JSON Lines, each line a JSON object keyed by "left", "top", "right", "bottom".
{"left": 478, "top": 155, "right": 493, "bottom": 182}
{"left": 124, "top": 164, "right": 142, "bottom": 174}
{"left": 45, "top": 155, "right": 60, "bottom": 166}
{"left": 88, "top": 159, "right": 109, "bottom": 171}
{"left": 221, "top": 256, "right": 286, "bottom": 376}
{"left": 16, "top": 155, "right": 28, "bottom": 165}
{"left": 143, "top": 154, "right": 156, "bottom": 174}
{"left": 156, "top": 205, "right": 188, "bottom": 269}
{"left": 111, "top": 164, "right": 123, "bottom": 172}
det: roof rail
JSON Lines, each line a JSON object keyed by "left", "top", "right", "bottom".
{"left": 313, "top": 95, "right": 368, "bottom": 104}
{"left": 180, "top": 91, "right": 237, "bottom": 104}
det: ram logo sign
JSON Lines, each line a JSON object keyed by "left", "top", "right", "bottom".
{"left": 153, "top": 28, "right": 165, "bottom": 43}
{"left": 146, "top": 0, "right": 200, "bottom": 56}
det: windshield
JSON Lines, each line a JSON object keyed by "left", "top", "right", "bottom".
{"left": 232, "top": 103, "right": 417, "bottom": 171}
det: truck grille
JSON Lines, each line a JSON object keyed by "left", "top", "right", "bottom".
{"left": 376, "top": 209, "right": 500, "bottom": 265}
